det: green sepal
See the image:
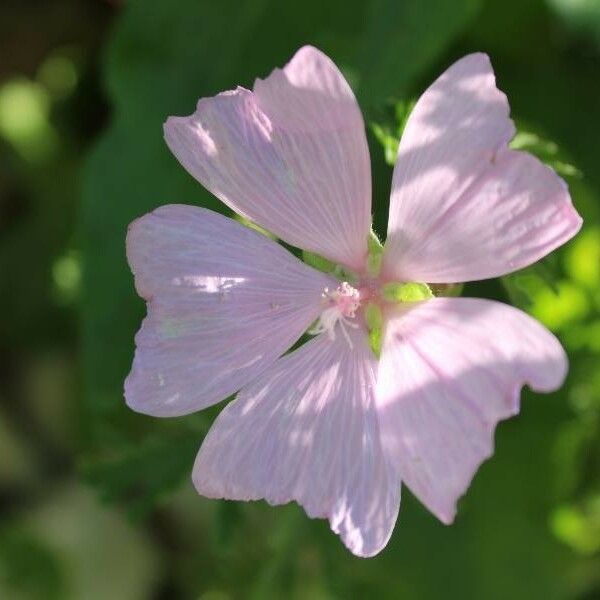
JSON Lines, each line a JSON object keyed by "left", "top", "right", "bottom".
{"left": 235, "top": 215, "right": 277, "bottom": 239}
{"left": 366, "top": 229, "right": 384, "bottom": 277}
{"left": 365, "top": 302, "right": 383, "bottom": 358}
{"left": 429, "top": 282, "right": 464, "bottom": 297}
{"left": 302, "top": 250, "right": 336, "bottom": 274}
{"left": 382, "top": 281, "right": 434, "bottom": 303}
{"left": 367, "top": 229, "right": 383, "bottom": 253}
{"left": 365, "top": 302, "right": 382, "bottom": 331}
{"left": 369, "top": 327, "right": 382, "bottom": 358}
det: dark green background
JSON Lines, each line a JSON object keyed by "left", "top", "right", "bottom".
{"left": 0, "top": 0, "right": 599, "bottom": 598}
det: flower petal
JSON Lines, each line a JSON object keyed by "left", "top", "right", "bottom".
{"left": 164, "top": 46, "right": 372, "bottom": 271}
{"left": 193, "top": 327, "right": 400, "bottom": 557}
{"left": 383, "top": 53, "right": 581, "bottom": 283}
{"left": 125, "top": 205, "right": 332, "bottom": 417}
{"left": 377, "top": 297, "right": 567, "bottom": 524}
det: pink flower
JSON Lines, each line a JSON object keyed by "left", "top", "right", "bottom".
{"left": 125, "top": 47, "right": 582, "bottom": 557}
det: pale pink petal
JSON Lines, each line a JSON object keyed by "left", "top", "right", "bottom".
{"left": 164, "top": 46, "right": 371, "bottom": 271}
{"left": 193, "top": 327, "right": 400, "bottom": 557}
{"left": 125, "top": 205, "right": 333, "bottom": 417}
{"left": 377, "top": 297, "right": 567, "bottom": 524}
{"left": 383, "top": 53, "right": 581, "bottom": 283}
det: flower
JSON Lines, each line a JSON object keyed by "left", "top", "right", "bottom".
{"left": 125, "top": 46, "right": 582, "bottom": 557}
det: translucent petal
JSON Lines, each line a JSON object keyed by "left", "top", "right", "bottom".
{"left": 384, "top": 53, "right": 581, "bottom": 282}
{"left": 194, "top": 328, "right": 400, "bottom": 557}
{"left": 164, "top": 46, "right": 372, "bottom": 271}
{"left": 377, "top": 297, "right": 567, "bottom": 523}
{"left": 125, "top": 205, "right": 332, "bottom": 416}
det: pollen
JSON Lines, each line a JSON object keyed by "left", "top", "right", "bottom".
{"left": 309, "top": 282, "right": 360, "bottom": 345}
{"left": 327, "top": 281, "right": 360, "bottom": 317}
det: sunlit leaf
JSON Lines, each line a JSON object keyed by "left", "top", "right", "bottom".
{"left": 551, "top": 499, "right": 600, "bottom": 555}
{"left": 564, "top": 227, "right": 600, "bottom": 290}
{"left": 510, "top": 130, "right": 582, "bottom": 178}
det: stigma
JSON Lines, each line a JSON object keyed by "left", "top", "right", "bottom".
{"left": 309, "top": 282, "right": 360, "bottom": 345}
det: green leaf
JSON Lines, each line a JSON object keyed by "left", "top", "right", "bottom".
{"left": 547, "top": 0, "right": 600, "bottom": 49}
{"left": 370, "top": 100, "right": 416, "bottom": 165}
{"left": 370, "top": 121, "right": 400, "bottom": 166}
{"left": 501, "top": 255, "right": 562, "bottom": 309}
{"left": 81, "top": 428, "right": 201, "bottom": 519}
{"left": 0, "top": 526, "right": 65, "bottom": 600}
{"left": 510, "top": 130, "right": 582, "bottom": 178}
{"left": 550, "top": 498, "right": 600, "bottom": 555}
{"left": 357, "top": 0, "right": 483, "bottom": 105}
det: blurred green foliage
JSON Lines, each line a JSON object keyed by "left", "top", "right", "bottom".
{"left": 0, "top": 525, "right": 65, "bottom": 600}
{"left": 82, "top": 424, "right": 202, "bottom": 519}
{"left": 1, "top": 0, "right": 599, "bottom": 598}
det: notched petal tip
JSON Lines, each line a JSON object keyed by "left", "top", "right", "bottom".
{"left": 163, "top": 114, "right": 188, "bottom": 142}
{"left": 191, "top": 330, "right": 400, "bottom": 558}
{"left": 377, "top": 298, "right": 567, "bottom": 527}
{"left": 161, "top": 46, "right": 371, "bottom": 271}
{"left": 124, "top": 205, "right": 332, "bottom": 417}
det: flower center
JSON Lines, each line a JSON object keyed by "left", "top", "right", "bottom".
{"left": 308, "top": 276, "right": 437, "bottom": 356}
{"left": 329, "top": 281, "right": 360, "bottom": 317}
{"left": 309, "top": 282, "right": 360, "bottom": 345}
